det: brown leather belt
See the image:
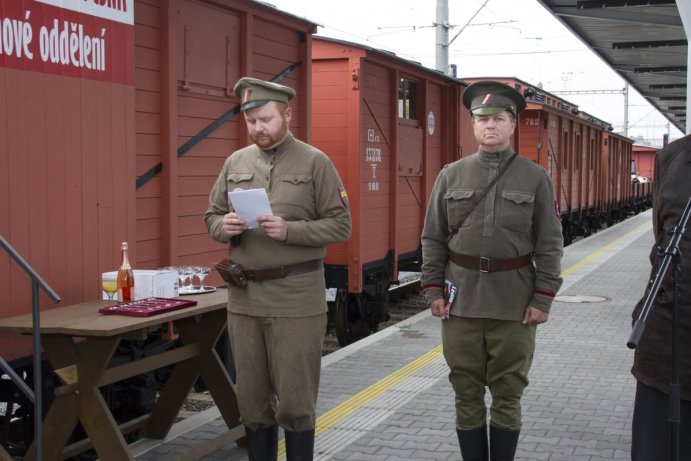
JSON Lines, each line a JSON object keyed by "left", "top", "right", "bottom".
{"left": 449, "top": 252, "right": 532, "bottom": 273}
{"left": 243, "top": 258, "right": 323, "bottom": 282}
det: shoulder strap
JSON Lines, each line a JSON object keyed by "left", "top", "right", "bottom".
{"left": 449, "top": 153, "right": 518, "bottom": 236}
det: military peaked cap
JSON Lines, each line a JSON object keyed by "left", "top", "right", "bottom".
{"left": 233, "top": 77, "right": 296, "bottom": 111}
{"left": 463, "top": 80, "right": 526, "bottom": 117}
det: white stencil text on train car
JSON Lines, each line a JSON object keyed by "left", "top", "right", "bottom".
{"left": 366, "top": 128, "right": 382, "bottom": 192}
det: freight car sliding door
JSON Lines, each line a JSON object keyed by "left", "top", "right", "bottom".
{"left": 359, "top": 67, "right": 448, "bottom": 278}
{"left": 135, "top": 0, "right": 313, "bottom": 277}
{"left": 396, "top": 75, "right": 425, "bottom": 266}
{"left": 398, "top": 78, "right": 448, "bottom": 265}
{"left": 311, "top": 56, "right": 352, "bottom": 273}
{"left": 168, "top": 0, "right": 244, "bottom": 270}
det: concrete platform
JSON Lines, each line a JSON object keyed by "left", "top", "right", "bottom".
{"left": 132, "top": 209, "right": 654, "bottom": 461}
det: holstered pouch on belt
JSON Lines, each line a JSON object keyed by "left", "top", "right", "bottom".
{"left": 214, "top": 258, "right": 248, "bottom": 288}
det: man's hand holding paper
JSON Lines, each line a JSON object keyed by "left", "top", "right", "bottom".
{"left": 257, "top": 214, "right": 288, "bottom": 241}
{"left": 226, "top": 188, "right": 286, "bottom": 241}
{"left": 228, "top": 188, "right": 273, "bottom": 229}
{"left": 222, "top": 212, "right": 247, "bottom": 238}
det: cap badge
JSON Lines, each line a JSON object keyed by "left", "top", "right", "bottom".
{"left": 482, "top": 94, "right": 493, "bottom": 105}
{"left": 244, "top": 89, "right": 252, "bottom": 103}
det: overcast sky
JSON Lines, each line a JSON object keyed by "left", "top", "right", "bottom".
{"left": 266, "top": 0, "right": 684, "bottom": 146}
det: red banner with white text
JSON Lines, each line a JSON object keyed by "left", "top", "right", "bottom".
{"left": 0, "top": 0, "right": 134, "bottom": 85}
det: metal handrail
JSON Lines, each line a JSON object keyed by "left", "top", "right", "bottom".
{"left": 0, "top": 234, "right": 61, "bottom": 461}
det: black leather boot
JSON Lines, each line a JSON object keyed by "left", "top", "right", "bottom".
{"left": 284, "top": 429, "right": 315, "bottom": 461}
{"left": 245, "top": 425, "right": 278, "bottom": 461}
{"left": 489, "top": 425, "right": 520, "bottom": 461}
{"left": 456, "top": 426, "right": 488, "bottom": 461}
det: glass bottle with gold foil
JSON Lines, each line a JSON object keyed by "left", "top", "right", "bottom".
{"left": 117, "top": 242, "right": 134, "bottom": 302}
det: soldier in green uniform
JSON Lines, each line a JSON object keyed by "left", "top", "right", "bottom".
{"left": 421, "top": 81, "right": 563, "bottom": 461}
{"left": 205, "top": 77, "right": 351, "bottom": 461}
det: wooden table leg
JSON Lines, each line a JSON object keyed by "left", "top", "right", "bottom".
{"left": 37, "top": 335, "right": 135, "bottom": 461}
{"left": 142, "top": 309, "right": 240, "bottom": 438}
{"left": 25, "top": 335, "right": 83, "bottom": 461}
{"left": 192, "top": 312, "right": 241, "bottom": 430}
{"left": 24, "top": 392, "right": 79, "bottom": 461}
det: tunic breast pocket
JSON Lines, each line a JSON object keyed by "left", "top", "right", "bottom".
{"left": 226, "top": 172, "right": 254, "bottom": 208}
{"left": 501, "top": 190, "right": 535, "bottom": 232}
{"left": 227, "top": 172, "right": 254, "bottom": 187}
{"left": 444, "top": 189, "right": 475, "bottom": 229}
{"left": 277, "top": 173, "right": 315, "bottom": 217}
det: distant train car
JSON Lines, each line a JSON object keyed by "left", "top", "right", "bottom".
{"left": 630, "top": 144, "right": 655, "bottom": 213}
{"left": 602, "top": 130, "right": 640, "bottom": 223}
{"left": 632, "top": 144, "right": 657, "bottom": 181}
{"left": 311, "top": 37, "right": 474, "bottom": 344}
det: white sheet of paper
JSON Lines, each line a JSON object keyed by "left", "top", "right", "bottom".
{"left": 228, "top": 188, "right": 272, "bottom": 229}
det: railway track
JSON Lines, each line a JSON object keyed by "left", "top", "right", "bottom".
{"left": 323, "top": 276, "right": 426, "bottom": 355}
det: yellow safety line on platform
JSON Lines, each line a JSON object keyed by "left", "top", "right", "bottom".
{"left": 316, "top": 344, "right": 444, "bottom": 431}
{"left": 277, "top": 345, "right": 444, "bottom": 458}
{"left": 278, "top": 219, "right": 651, "bottom": 458}
{"left": 561, "top": 221, "right": 650, "bottom": 277}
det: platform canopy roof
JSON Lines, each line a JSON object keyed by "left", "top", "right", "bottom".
{"left": 536, "top": 0, "right": 689, "bottom": 134}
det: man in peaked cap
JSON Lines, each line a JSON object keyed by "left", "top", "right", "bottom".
{"left": 205, "top": 77, "right": 351, "bottom": 461}
{"left": 234, "top": 76, "right": 296, "bottom": 111}
{"left": 462, "top": 80, "right": 526, "bottom": 118}
{"left": 421, "top": 80, "right": 563, "bottom": 461}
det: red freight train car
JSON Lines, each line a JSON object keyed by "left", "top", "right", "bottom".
{"left": 1, "top": 0, "right": 316, "bottom": 360}
{"left": 1, "top": 0, "right": 317, "bottom": 455}
{"left": 311, "top": 37, "right": 474, "bottom": 344}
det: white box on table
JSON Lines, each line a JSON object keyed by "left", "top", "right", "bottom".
{"left": 102, "top": 269, "right": 179, "bottom": 300}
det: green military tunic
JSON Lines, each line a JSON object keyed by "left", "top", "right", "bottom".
{"left": 204, "top": 132, "right": 351, "bottom": 432}
{"left": 205, "top": 133, "right": 351, "bottom": 317}
{"left": 421, "top": 148, "right": 563, "bottom": 319}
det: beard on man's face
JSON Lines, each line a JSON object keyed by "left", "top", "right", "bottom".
{"left": 250, "top": 115, "right": 289, "bottom": 149}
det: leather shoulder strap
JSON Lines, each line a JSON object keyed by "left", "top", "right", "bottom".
{"left": 449, "top": 153, "right": 518, "bottom": 237}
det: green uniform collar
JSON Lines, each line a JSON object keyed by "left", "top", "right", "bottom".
{"left": 478, "top": 147, "right": 514, "bottom": 163}
{"left": 259, "top": 132, "right": 295, "bottom": 159}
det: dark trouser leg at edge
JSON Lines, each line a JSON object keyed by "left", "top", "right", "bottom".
{"left": 489, "top": 425, "right": 520, "bottom": 461}
{"left": 245, "top": 425, "right": 278, "bottom": 461}
{"left": 457, "top": 425, "right": 488, "bottom": 461}
{"left": 285, "top": 429, "right": 315, "bottom": 461}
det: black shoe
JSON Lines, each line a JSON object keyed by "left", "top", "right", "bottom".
{"left": 285, "top": 429, "right": 315, "bottom": 461}
{"left": 489, "top": 425, "right": 520, "bottom": 461}
{"left": 245, "top": 425, "right": 278, "bottom": 461}
{"left": 456, "top": 426, "right": 488, "bottom": 461}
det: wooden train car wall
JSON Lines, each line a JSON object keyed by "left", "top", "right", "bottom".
{"left": 0, "top": 0, "right": 136, "bottom": 359}
{"left": 311, "top": 38, "right": 470, "bottom": 299}
{"left": 0, "top": 0, "right": 316, "bottom": 360}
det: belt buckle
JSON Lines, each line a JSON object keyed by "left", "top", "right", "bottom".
{"left": 479, "top": 257, "right": 490, "bottom": 273}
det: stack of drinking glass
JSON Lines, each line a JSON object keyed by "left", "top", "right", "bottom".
{"left": 161, "top": 266, "right": 213, "bottom": 295}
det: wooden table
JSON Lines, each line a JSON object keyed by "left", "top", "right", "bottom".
{"left": 0, "top": 290, "right": 242, "bottom": 461}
